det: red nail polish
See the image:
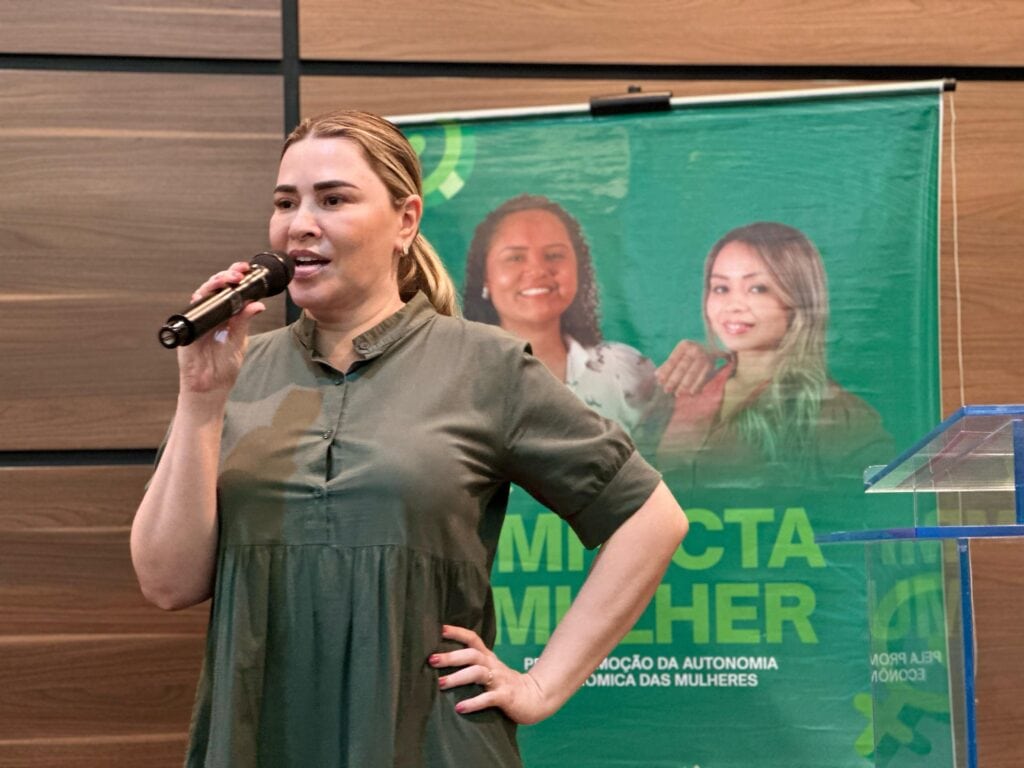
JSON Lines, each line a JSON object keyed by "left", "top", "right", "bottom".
{"left": 428, "top": 655, "right": 440, "bottom": 665}
{"left": 454, "top": 702, "right": 465, "bottom": 714}
{"left": 438, "top": 676, "right": 447, "bottom": 688}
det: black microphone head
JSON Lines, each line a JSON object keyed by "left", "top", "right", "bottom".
{"left": 251, "top": 251, "right": 295, "bottom": 296}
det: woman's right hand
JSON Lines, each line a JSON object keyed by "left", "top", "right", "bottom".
{"left": 655, "top": 339, "right": 716, "bottom": 397}
{"left": 177, "top": 261, "right": 266, "bottom": 397}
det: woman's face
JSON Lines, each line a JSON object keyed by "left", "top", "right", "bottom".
{"left": 269, "top": 136, "right": 419, "bottom": 323}
{"left": 483, "top": 208, "right": 579, "bottom": 332}
{"left": 705, "top": 240, "right": 792, "bottom": 353}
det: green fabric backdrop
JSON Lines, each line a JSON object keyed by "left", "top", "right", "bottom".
{"left": 405, "top": 86, "right": 945, "bottom": 767}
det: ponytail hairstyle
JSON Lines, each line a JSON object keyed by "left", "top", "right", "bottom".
{"left": 283, "top": 110, "right": 459, "bottom": 316}
{"left": 703, "top": 222, "right": 830, "bottom": 463}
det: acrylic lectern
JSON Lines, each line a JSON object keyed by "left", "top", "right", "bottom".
{"left": 819, "top": 405, "right": 1024, "bottom": 768}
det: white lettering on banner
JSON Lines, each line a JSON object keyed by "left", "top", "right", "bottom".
{"left": 868, "top": 648, "right": 943, "bottom": 686}
{"left": 674, "top": 673, "right": 759, "bottom": 687}
{"left": 680, "top": 656, "right": 779, "bottom": 671}
{"left": 522, "top": 655, "right": 780, "bottom": 689}
{"left": 871, "top": 667, "right": 927, "bottom": 683}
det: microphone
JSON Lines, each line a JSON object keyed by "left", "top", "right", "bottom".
{"left": 158, "top": 251, "right": 295, "bottom": 349}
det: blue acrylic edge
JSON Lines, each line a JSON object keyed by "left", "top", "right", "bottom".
{"left": 816, "top": 524, "right": 1024, "bottom": 544}
{"left": 864, "top": 404, "right": 1024, "bottom": 490}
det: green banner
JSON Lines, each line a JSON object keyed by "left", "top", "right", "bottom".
{"left": 405, "top": 86, "right": 945, "bottom": 767}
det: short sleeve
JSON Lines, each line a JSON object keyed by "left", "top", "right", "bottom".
{"left": 499, "top": 345, "right": 662, "bottom": 549}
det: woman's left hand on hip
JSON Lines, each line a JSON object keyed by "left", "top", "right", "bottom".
{"left": 430, "top": 624, "right": 550, "bottom": 724}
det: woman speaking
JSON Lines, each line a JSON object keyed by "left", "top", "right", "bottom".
{"left": 130, "top": 111, "right": 686, "bottom": 767}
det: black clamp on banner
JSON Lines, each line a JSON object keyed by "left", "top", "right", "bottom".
{"left": 589, "top": 86, "right": 672, "bottom": 117}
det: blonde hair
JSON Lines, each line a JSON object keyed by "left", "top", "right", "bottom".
{"left": 283, "top": 110, "right": 458, "bottom": 316}
{"left": 703, "top": 222, "right": 829, "bottom": 462}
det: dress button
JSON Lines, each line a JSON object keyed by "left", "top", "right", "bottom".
{"left": 312, "top": 488, "right": 324, "bottom": 498}
{"left": 322, "top": 430, "right": 332, "bottom": 440}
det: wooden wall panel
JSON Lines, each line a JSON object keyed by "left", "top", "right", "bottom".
{"left": 0, "top": 528, "right": 208, "bottom": 635}
{"left": 0, "top": 70, "right": 285, "bottom": 451}
{"left": 0, "top": 465, "right": 207, "bottom": 634}
{"left": 938, "top": 82, "right": 1024, "bottom": 412}
{"left": 0, "top": 635, "right": 203, "bottom": 740}
{"left": 300, "top": 0, "right": 1024, "bottom": 66}
{"left": 0, "top": 735, "right": 187, "bottom": 768}
{"left": 969, "top": 538, "right": 1024, "bottom": 768}
{"left": 0, "top": 467, "right": 205, "bottom": 764}
{"left": 301, "top": 76, "right": 834, "bottom": 120}
{"left": 0, "top": 0, "right": 280, "bottom": 59}
{"left": 0, "top": 465, "right": 151, "bottom": 530}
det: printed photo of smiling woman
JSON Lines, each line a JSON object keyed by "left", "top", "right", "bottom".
{"left": 463, "top": 194, "right": 661, "bottom": 435}
{"left": 652, "top": 221, "right": 892, "bottom": 489}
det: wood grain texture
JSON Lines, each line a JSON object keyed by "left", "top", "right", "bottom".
{"left": 0, "top": 635, "right": 204, "bottom": 740}
{"left": 301, "top": 76, "right": 838, "bottom": 120}
{"left": 938, "top": 82, "right": 1024, "bottom": 412}
{"left": 0, "top": 70, "right": 286, "bottom": 451}
{"left": 0, "top": 467, "right": 208, "bottom": 632}
{"left": 0, "top": 466, "right": 152, "bottom": 530}
{"left": 969, "top": 538, "right": 1024, "bottom": 768}
{"left": 0, "top": 0, "right": 280, "bottom": 58}
{"left": 0, "top": 734, "right": 188, "bottom": 768}
{"left": 0, "top": 293, "right": 286, "bottom": 451}
{"left": 0, "top": 526, "right": 208, "bottom": 635}
{"left": 300, "top": 0, "right": 1024, "bottom": 66}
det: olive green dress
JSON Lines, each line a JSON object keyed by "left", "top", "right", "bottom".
{"left": 181, "top": 293, "right": 661, "bottom": 768}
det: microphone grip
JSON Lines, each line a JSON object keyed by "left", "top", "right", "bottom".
{"left": 158, "top": 266, "right": 271, "bottom": 349}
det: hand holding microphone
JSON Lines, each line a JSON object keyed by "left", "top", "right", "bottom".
{"left": 158, "top": 251, "right": 295, "bottom": 349}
